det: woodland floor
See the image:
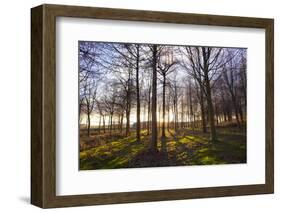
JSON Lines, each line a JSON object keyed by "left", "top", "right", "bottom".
{"left": 79, "top": 125, "right": 246, "bottom": 170}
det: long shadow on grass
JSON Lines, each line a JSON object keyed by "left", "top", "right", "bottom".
{"left": 188, "top": 132, "right": 246, "bottom": 165}
{"left": 80, "top": 134, "right": 148, "bottom": 170}
{"left": 80, "top": 128, "right": 246, "bottom": 170}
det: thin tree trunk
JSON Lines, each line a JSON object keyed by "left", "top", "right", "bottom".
{"left": 161, "top": 75, "right": 166, "bottom": 138}
{"left": 215, "top": 104, "right": 219, "bottom": 126}
{"left": 158, "top": 104, "right": 161, "bottom": 133}
{"left": 230, "top": 93, "right": 241, "bottom": 126}
{"left": 199, "top": 86, "right": 207, "bottom": 133}
{"left": 167, "top": 97, "right": 170, "bottom": 130}
{"left": 120, "top": 112, "right": 124, "bottom": 133}
{"left": 117, "top": 114, "right": 120, "bottom": 130}
{"left": 239, "top": 102, "right": 244, "bottom": 123}
{"left": 150, "top": 45, "right": 158, "bottom": 152}
{"left": 205, "top": 76, "right": 217, "bottom": 142}
{"left": 98, "top": 115, "right": 101, "bottom": 134}
{"left": 108, "top": 116, "right": 110, "bottom": 131}
{"left": 126, "top": 109, "right": 130, "bottom": 136}
{"left": 136, "top": 45, "right": 141, "bottom": 143}
{"left": 142, "top": 103, "right": 146, "bottom": 129}
{"left": 126, "top": 72, "right": 132, "bottom": 137}
{"left": 110, "top": 114, "right": 113, "bottom": 136}
{"left": 103, "top": 115, "right": 105, "bottom": 133}
{"left": 201, "top": 47, "right": 217, "bottom": 142}
{"left": 227, "top": 109, "right": 232, "bottom": 122}
{"left": 147, "top": 85, "right": 151, "bottom": 135}
{"left": 181, "top": 95, "right": 184, "bottom": 129}
{"left": 175, "top": 100, "right": 178, "bottom": 132}
{"left": 189, "top": 83, "right": 194, "bottom": 132}
{"left": 87, "top": 112, "right": 91, "bottom": 137}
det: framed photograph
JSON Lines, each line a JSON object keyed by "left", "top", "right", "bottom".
{"left": 31, "top": 4, "right": 274, "bottom": 208}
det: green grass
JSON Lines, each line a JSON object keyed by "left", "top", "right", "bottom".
{"left": 80, "top": 134, "right": 146, "bottom": 169}
{"left": 80, "top": 127, "right": 246, "bottom": 170}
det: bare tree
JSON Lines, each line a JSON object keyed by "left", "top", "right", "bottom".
{"left": 80, "top": 81, "right": 97, "bottom": 137}
{"left": 181, "top": 47, "right": 226, "bottom": 142}
{"left": 102, "top": 89, "right": 116, "bottom": 136}
{"left": 96, "top": 100, "right": 106, "bottom": 133}
{"left": 79, "top": 41, "right": 247, "bottom": 156}
{"left": 157, "top": 46, "right": 177, "bottom": 140}
{"left": 169, "top": 72, "right": 180, "bottom": 133}
{"left": 79, "top": 41, "right": 103, "bottom": 136}
{"left": 180, "top": 47, "right": 207, "bottom": 133}
{"left": 222, "top": 49, "right": 243, "bottom": 126}
{"left": 149, "top": 44, "right": 158, "bottom": 152}
{"left": 110, "top": 44, "right": 145, "bottom": 142}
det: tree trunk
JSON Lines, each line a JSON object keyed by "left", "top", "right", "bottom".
{"left": 199, "top": 86, "right": 207, "bottom": 133}
{"left": 174, "top": 85, "right": 178, "bottom": 132}
{"left": 110, "top": 114, "right": 113, "bottom": 136}
{"left": 201, "top": 47, "right": 217, "bottom": 142}
{"left": 161, "top": 75, "right": 166, "bottom": 138}
{"left": 98, "top": 115, "right": 101, "bottom": 134}
{"left": 205, "top": 76, "right": 217, "bottom": 142}
{"left": 230, "top": 92, "right": 240, "bottom": 126}
{"left": 175, "top": 103, "right": 178, "bottom": 132}
{"left": 174, "top": 98, "right": 178, "bottom": 132}
{"left": 126, "top": 109, "right": 130, "bottom": 136}
{"left": 87, "top": 112, "right": 91, "bottom": 137}
{"left": 126, "top": 72, "right": 132, "bottom": 137}
{"left": 147, "top": 85, "right": 151, "bottom": 135}
{"left": 120, "top": 112, "right": 124, "bottom": 133}
{"left": 108, "top": 116, "right": 110, "bottom": 131}
{"left": 150, "top": 45, "right": 158, "bottom": 152}
{"left": 158, "top": 104, "right": 161, "bottom": 133}
{"left": 189, "top": 83, "right": 194, "bottom": 132}
{"left": 167, "top": 96, "right": 170, "bottom": 130}
{"left": 117, "top": 114, "right": 120, "bottom": 130}
{"left": 136, "top": 45, "right": 141, "bottom": 143}
{"left": 239, "top": 102, "right": 244, "bottom": 123}
{"left": 181, "top": 95, "right": 184, "bottom": 129}
{"left": 103, "top": 115, "right": 105, "bottom": 133}
{"left": 215, "top": 104, "right": 219, "bottom": 126}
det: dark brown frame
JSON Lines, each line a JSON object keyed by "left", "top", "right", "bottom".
{"left": 31, "top": 4, "right": 274, "bottom": 208}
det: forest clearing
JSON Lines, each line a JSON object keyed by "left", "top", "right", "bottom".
{"left": 79, "top": 41, "right": 247, "bottom": 170}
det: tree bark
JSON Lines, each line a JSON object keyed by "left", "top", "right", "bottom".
{"left": 125, "top": 72, "right": 132, "bottom": 137}
{"left": 181, "top": 95, "right": 184, "bottom": 129}
{"left": 147, "top": 85, "right": 151, "bottom": 135}
{"left": 188, "top": 83, "right": 194, "bottom": 132}
{"left": 126, "top": 108, "right": 130, "bottom": 137}
{"left": 174, "top": 87, "right": 178, "bottom": 133}
{"left": 120, "top": 112, "right": 124, "bottom": 133}
{"left": 167, "top": 95, "right": 170, "bottom": 129}
{"left": 161, "top": 75, "right": 166, "bottom": 138}
{"left": 87, "top": 112, "right": 91, "bottom": 137}
{"left": 150, "top": 45, "right": 158, "bottom": 152}
{"left": 159, "top": 104, "right": 162, "bottom": 133}
{"left": 103, "top": 115, "right": 105, "bottom": 133}
{"left": 136, "top": 45, "right": 141, "bottom": 143}
{"left": 229, "top": 90, "right": 240, "bottom": 126}
{"left": 199, "top": 85, "right": 207, "bottom": 133}
{"left": 205, "top": 75, "right": 217, "bottom": 142}
{"left": 201, "top": 47, "right": 217, "bottom": 142}
{"left": 110, "top": 113, "right": 113, "bottom": 136}
{"left": 98, "top": 115, "right": 101, "bottom": 134}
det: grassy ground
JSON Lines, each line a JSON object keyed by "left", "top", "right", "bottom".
{"left": 79, "top": 126, "right": 246, "bottom": 170}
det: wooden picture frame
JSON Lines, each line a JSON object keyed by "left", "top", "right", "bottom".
{"left": 31, "top": 4, "right": 274, "bottom": 208}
